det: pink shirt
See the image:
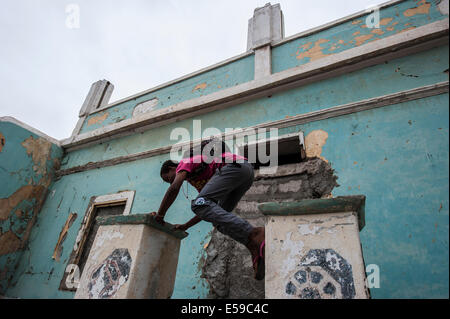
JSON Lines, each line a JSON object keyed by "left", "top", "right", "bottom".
{"left": 176, "top": 152, "right": 247, "bottom": 191}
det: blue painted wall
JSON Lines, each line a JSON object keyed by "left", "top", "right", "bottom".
{"left": 272, "top": 0, "right": 448, "bottom": 73}
{"left": 4, "top": 0, "right": 449, "bottom": 299}
{"left": 62, "top": 45, "right": 449, "bottom": 170}
{"left": 79, "top": 54, "right": 255, "bottom": 134}
{"left": 282, "top": 94, "right": 449, "bottom": 298}
{"left": 0, "top": 120, "right": 62, "bottom": 294}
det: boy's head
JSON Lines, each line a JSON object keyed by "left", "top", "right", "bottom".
{"left": 160, "top": 160, "right": 178, "bottom": 184}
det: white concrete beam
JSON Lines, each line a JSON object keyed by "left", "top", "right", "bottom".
{"left": 60, "top": 18, "right": 449, "bottom": 151}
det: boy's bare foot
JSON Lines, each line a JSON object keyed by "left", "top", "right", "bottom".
{"left": 246, "top": 227, "right": 265, "bottom": 280}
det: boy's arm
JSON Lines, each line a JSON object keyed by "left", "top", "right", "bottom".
{"left": 175, "top": 215, "right": 202, "bottom": 231}
{"left": 153, "top": 171, "right": 188, "bottom": 223}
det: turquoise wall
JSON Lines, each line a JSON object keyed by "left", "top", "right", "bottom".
{"left": 5, "top": 0, "right": 448, "bottom": 299}
{"left": 281, "top": 94, "right": 449, "bottom": 298}
{"left": 6, "top": 152, "right": 213, "bottom": 298}
{"left": 79, "top": 54, "right": 255, "bottom": 134}
{"left": 272, "top": 0, "right": 448, "bottom": 73}
{"left": 62, "top": 45, "right": 449, "bottom": 169}
{"left": 0, "top": 120, "right": 63, "bottom": 294}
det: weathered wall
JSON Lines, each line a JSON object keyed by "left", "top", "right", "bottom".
{"left": 272, "top": 0, "right": 448, "bottom": 72}
{"left": 0, "top": 118, "right": 63, "bottom": 294}
{"left": 202, "top": 158, "right": 338, "bottom": 298}
{"left": 8, "top": 45, "right": 447, "bottom": 299}
{"left": 4, "top": 0, "right": 448, "bottom": 299}
{"left": 79, "top": 54, "right": 255, "bottom": 134}
{"left": 75, "top": 0, "right": 448, "bottom": 136}
{"left": 61, "top": 44, "right": 449, "bottom": 170}
{"left": 5, "top": 152, "right": 213, "bottom": 298}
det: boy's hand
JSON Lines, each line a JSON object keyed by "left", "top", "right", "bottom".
{"left": 150, "top": 212, "right": 165, "bottom": 225}
{"left": 173, "top": 224, "right": 189, "bottom": 231}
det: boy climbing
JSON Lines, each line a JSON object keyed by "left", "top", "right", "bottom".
{"left": 151, "top": 139, "right": 265, "bottom": 280}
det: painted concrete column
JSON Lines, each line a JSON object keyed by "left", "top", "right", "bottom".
{"left": 70, "top": 79, "right": 114, "bottom": 138}
{"left": 247, "top": 3, "right": 284, "bottom": 79}
{"left": 259, "top": 195, "right": 370, "bottom": 299}
{"left": 74, "top": 214, "right": 188, "bottom": 299}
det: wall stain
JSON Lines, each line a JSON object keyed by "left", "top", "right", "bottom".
{"left": 0, "top": 185, "right": 45, "bottom": 222}
{"left": 192, "top": 83, "right": 207, "bottom": 92}
{"left": 380, "top": 17, "right": 394, "bottom": 26}
{"left": 305, "top": 130, "right": 329, "bottom": 162}
{"left": 21, "top": 136, "right": 52, "bottom": 176}
{"left": 0, "top": 231, "right": 22, "bottom": 255}
{"left": 354, "top": 34, "right": 374, "bottom": 46}
{"left": 403, "top": 0, "right": 431, "bottom": 17}
{"left": 87, "top": 112, "right": 109, "bottom": 126}
{"left": 52, "top": 212, "right": 78, "bottom": 262}
{"left": 296, "top": 39, "right": 330, "bottom": 62}
{"left": 372, "top": 28, "right": 386, "bottom": 35}
{"left": 0, "top": 132, "right": 4, "bottom": 153}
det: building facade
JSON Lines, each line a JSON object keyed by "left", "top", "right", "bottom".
{"left": 1, "top": 0, "right": 449, "bottom": 298}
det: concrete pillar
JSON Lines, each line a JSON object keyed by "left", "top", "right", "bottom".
{"left": 78, "top": 79, "right": 114, "bottom": 117}
{"left": 74, "top": 214, "right": 188, "bottom": 299}
{"left": 259, "top": 195, "right": 370, "bottom": 299}
{"left": 71, "top": 79, "right": 114, "bottom": 137}
{"left": 247, "top": 3, "right": 284, "bottom": 79}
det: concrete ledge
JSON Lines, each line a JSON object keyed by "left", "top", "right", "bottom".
{"left": 96, "top": 213, "right": 189, "bottom": 239}
{"left": 61, "top": 19, "right": 449, "bottom": 151}
{"left": 258, "top": 195, "right": 366, "bottom": 230}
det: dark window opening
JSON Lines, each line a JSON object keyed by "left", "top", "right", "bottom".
{"left": 78, "top": 203, "right": 125, "bottom": 276}
{"left": 239, "top": 134, "right": 306, "bottom": 170}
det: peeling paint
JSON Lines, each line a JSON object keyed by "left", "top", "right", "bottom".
{"left": 404, "top": 0, "right": 431, "bottom": 17}
{"left": 132, "top": 98, "right": 159, "bottom": 118}
{"left": 87, "top": 112, "right": 109, "bottom": 126}
{"left": 354, "top": 34, "right": 374, "bottom": 46}
{"left": 305, "top": 130, "right": 329, "bottom": 162}
{"left": 52, "top": 212, "right": 77, "bottom": 262}
{"left": 0, "top": 119, "right": 63, "bottom": 294}
{"left": 21, "top": 136, "right": 52, "bottom": 175}
{"left": 0, "top": 132, "right": 4, "bottom": 153}
{"left": 380, "top": 17, "right": 394, "bottom": 26}
{"left": 396, "top": 26, "right": 417, "bottom": 34}
{"left": 372, "top": 29, "right": 385, "bottom": 35}
{"left": 0, "top": 231, "right": 22, "bottom": 255}
{"left": 0, "top": 185, "right": 46, "bottom": 222}
{"left": 192, "top": 83, "right": 207, "bottom": 92}
{"left": 296, "top": 39, "right": 330, "bottom": 62}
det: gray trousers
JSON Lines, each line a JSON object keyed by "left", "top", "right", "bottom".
{"left": 191, "top": 161, "right": 255, "bottom": 245}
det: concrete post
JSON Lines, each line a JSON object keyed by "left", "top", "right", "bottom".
{"left": 259, "top": 195, "right": 370, "bottom": 299}
{"left": 74, "top": 214, "right": 188, "bottom": 299}
{"left": 71, "top": 80, "right": 114, "bottom": 138}
{"left": 78, "top": 79, "right": 114, "bottom": 117}
{"left": 247, "top": 3, "right": 284, "bottom": 79}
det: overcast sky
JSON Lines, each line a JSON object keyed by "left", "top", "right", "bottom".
{"left": 0, "top": 0, "right": 386, "bottom": 140}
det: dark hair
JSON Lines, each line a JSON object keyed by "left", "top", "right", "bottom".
{"left": 160, "top": 160, "right": 178, "bottom": 176}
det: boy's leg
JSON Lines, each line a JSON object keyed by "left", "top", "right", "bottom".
{"left": 191, "top": 162, "right": 254, "bottom": 245}
{"left": 219, "top": 164, "right": 254, "bottom": 213}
